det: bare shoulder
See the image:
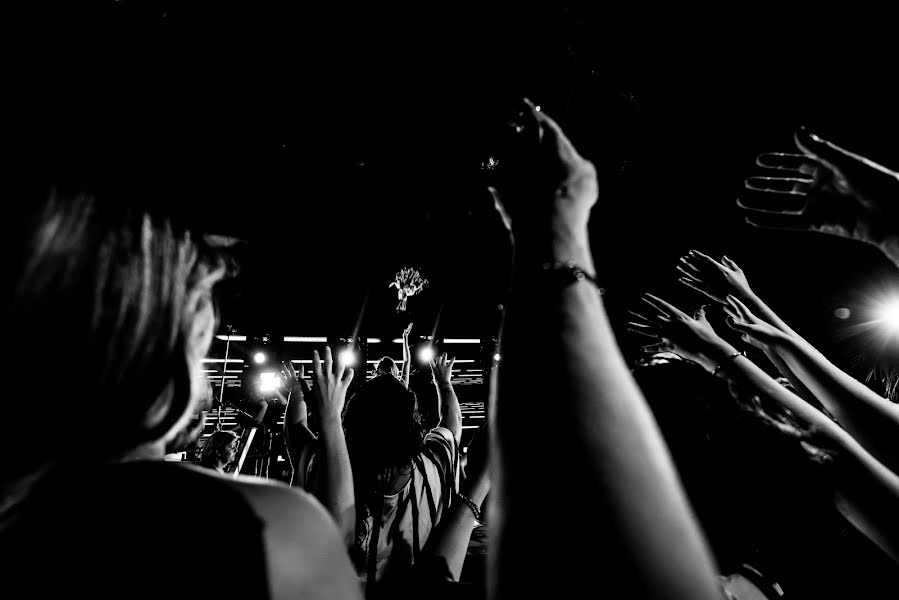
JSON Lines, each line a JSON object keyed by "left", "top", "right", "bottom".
{"left": 225, "top": 476, "right": 363, "bottom": 600}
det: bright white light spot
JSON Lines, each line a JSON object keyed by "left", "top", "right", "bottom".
{"left": 419, "top": 346, "right": 436, "bottom": 363}
{"left": 338, "top": 349, "right": 358, "bottom": 367}
{"left": 258, "top": 372, "right": 280, "bottom": 392}
{"left": 875, "top": 301, "right": 899, "bottom": 333}
{"left": 253, "top": 352, "right": 267, "bottom": 364}
{"left": 493, "top": 353, "right": 501, "bottom": 362}
{"left": 834, "top": 307, "right": 851, "bottom": 320}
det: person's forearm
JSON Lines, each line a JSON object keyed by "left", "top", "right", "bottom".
{"left": 770, "top": 335, "right": 899, "bottom": 475}
{"left": 253, "top": 402, "right": 268, "bottom": 423}
{"left": 317, "top": 415, "right": 356, "bottom": 546}
{"left": 286, "top": 388, "right": 309, "bottom": 427}
{"left": 437, "top": 382, "right": 462, "bottom": 443}
{"left": 428, "top": 480, "right": 488, "bottom": 581}
{"left": 720, "top": 353, "right": 899, "bottom": 557}
{"left": 762, "top": 346, "right": 822, "bottom": 408}
{"left": 493, "top": 237, "right": 720, "bottom": 600}
{"left": 402, "top": 349, "right": 411, "bottom": 388}
{"left": 740, "top": 290, "right": 802, "bottom": 339}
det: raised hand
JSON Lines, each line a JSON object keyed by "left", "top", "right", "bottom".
{"left": 677, "top": 251, "right": 753, "bottom": 304}
{"left": 722, "top": 295, "right": 788, "bottom": 351}
{"left": 402, "top": 322, "right": 413, "bottom": 340}
{"left": 430, "top": 352, "right": 455, "bottom": 386}
{"left": 280, "top": 360, "right": 303, "bottom": 390}
{"left": 740, "top": 128, "right": 899, "bottom": 263}
{"left": 312, "top": 347, "right": 354, "bottom": 422}
{"left": 629, "top": 294, "right": 737, "bottom": 374}
{"left": 487, "top": 99, "right": 598, "bottom": 247}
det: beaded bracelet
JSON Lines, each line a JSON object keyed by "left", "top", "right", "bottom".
{"left": 540, "top": 261, "right": 602, "bottom": 293}
{"left": 455, "top": 491, "right": 483, "bottom": 525}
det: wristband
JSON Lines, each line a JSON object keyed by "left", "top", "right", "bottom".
{"left": 540, "top": 261, "right": 601, "bottom": 292}
{"left": 454, "top": 491, "right": 484, "bottom": 525}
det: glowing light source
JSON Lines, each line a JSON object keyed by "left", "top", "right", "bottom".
{"left": 419, "top": 346, "right": 436, "bottom": 363}
{"left": 875, "top": 300, "right": 899, "bottom": 333}
{"left": 215, "top": 335, "right": 247, "bottom": 341}
{"left": 493, "top": 353, "right": 501, "bottom": 362}
{"left": 253, "top": 352, "right": 267, "bottom": 364}
{"left": 258, "top": 372, "right": 281, "bottom": 392}
{"left": 283, "top": 336, "right": 328, "bottom": 343}
{"left": 338, "top": 349, "right": 358, "bottom": 367}
{"left": 443, "top": 338, "right": 481, "bottom": 344}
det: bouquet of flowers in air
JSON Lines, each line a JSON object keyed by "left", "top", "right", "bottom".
{"left": 389, "top": 267, "right": 428, "bottom": 312}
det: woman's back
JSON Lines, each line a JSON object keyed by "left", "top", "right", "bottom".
{"left": 1, "top": 190, "right": 361, "bottom": 600}
{"left": 2, "top": 459, "right": 361, "bottom": 599}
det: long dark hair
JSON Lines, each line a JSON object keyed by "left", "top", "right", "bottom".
{"left": 342, "top": 374, "right": 426, "bottom": 566}
{"left": 1, "top": 187, "right": 227, "bottom": 520}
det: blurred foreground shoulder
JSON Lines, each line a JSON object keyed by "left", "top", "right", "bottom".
{"left": 230, "top": 476, "right": 363, "bottom": 600}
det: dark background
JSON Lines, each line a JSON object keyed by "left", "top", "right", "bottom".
{"left": 7, "top": 1, "right": 899, "bottom": 382}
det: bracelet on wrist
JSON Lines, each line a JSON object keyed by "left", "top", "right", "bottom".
{"left": 454, "top": 490, "right": 484, "bottom": 525}
{"left": 538, "top": 261, "right": 602, "bottom": 293}
{"left": 713, "top": 351, "right": 745, "bottom": 377}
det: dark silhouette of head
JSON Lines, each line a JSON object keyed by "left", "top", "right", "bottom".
{"left": 375, "top": 356, "right": 399, "bottom": 379}
{"left": 2, "top": 186, "right": 227, "bottom": 513}
{"left": 343, "top": 373, "right": 426, "bottom": 565}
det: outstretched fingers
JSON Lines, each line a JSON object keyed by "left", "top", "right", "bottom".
{"left": 312, "top": 350, "right": 323, "bottom": 381}
{"left": 627, "top": 321, "right": 660, "bottom": 339}
{"left": 642, "top": 293, "right": 689, "bottom": 320}
{"left": 755, "top": 152, "right": 819, "bottom": 176}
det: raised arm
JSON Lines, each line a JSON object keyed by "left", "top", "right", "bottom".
{"left": 725, "top": 295, "right": 899, "bottom": 476}
{"left": 402, "top": 322, "right": 413, "bottom": 388}
{"left": 634, "top": 294, "right": 899, "bottom": 560}
{"left": 490, "top": 101, "right": 721, "bottom": 600}
{"left": 677, "top": 252, "right": 825, "bottom": 407}
{"left": 431, "top": 353, "right": 462, "bottom": 445}
{"left": 420, "top": 424, "right": 490, "bottom": 581}
{"left": 311, "top": 346, "right": 356, "bottom": 546}
{"left": 280, "top": 361, "right": 316, "bottom": 487}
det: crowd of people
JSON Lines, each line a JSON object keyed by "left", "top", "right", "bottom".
{"left": 2, "top": 99, "right": 899, "bottom": 599}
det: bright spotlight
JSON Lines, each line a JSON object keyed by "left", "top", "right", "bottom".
{"left": 338, "top": 349, "right": 358, "bottom": 367}
{"left": 253, "top": 352, "right": 267, "bottom": 364}
{"left": 493, "top": 353, "right": 501, "bottom": 362}
{"left": 876, "top": 300, "right": 899, "bottom": 334}
{"left": 419, "top": 346, "right": 436, "bottom": 363}
{"left": 258, "top": 371, "right": 280, "bottom": 393}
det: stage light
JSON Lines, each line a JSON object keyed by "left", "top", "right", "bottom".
{"left": 419, "top": 346, "right": 436, "bottom": 363}
{"left": 253, "top": 352, "right": 267, "bottom": 364}
{"left": 494, "top": 353, "right": 501, "bottom": 362}
{"left": 338, "top": 349, "right": 358, "bottom": 367}
{"left": 258, "top": 372, "right": 281, "bottom": 392}
{"left": 875, "top": 300, "right": 899, "bottom": 334}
